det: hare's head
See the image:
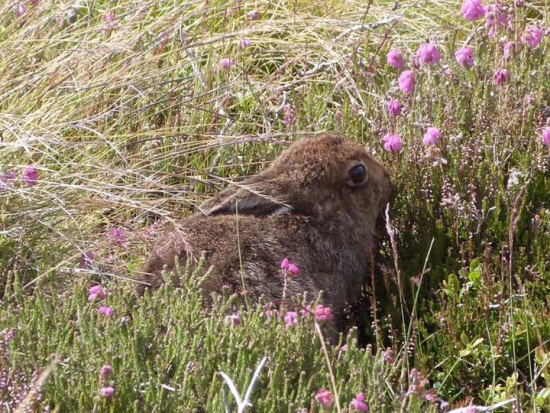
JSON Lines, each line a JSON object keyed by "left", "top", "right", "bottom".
{"left": 199, "top": 133, "right": 392, "bottom": 225}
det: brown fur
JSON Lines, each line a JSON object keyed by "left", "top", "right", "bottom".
{"left": 136, "top": 133, "right": 392, "bottom": 326}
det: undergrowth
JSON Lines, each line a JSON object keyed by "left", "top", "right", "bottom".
{"left": 1, "top": 0, "right": 550, "bottom": 411}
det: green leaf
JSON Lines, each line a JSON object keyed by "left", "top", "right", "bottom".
{"left": 469, "top": 259, "right": 480, "bottom": 272}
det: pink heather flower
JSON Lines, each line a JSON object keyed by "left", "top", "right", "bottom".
{"left": 102, "top": 11, "right": 116, "bottom": 22}
{"left": 398, "top": 70, "right": 415, "bottom": 94}
{"left": 23, "top": 167, "right": 38, "bottom": 186}
{"left": 416, "top": 43, "right": 441, "bottom": 66}
{"left": 0, "top": 171, "right": 15, "bottom": 191}
{"left": 461, "top": 0, "right": 485, "bottom": 21}
{"left": 88, "top": 285, "right": 108, "bottom": 302}
{"left": 281, "top": 258, "right": 290, "bottom": 270}
{"left": 338, "top": 344, "right": 348, "bottom": 357}
{"left": 100, "top": 386, "right": 115, "bottom": 398}
{"left": 484, "top": 3, "right": 507, "bottom": 38}
{"left": 521, "top": 25, "right": 543, "bottom": 48}
{"left": 283, "top": 105, "right": 296, "bottom": 126}
{"left": 246, "top": 9, "right": 260, "bottom": 20}
{"left": 455, "top": 46, "right": 474, "bottom": 68}
{"left": 315, "top": 389, "right": 333, "bottom": 409}
{"left": 387, "top": 99, "right": 402, "bottom": 116}
{"left": 493, "top": 68, "right": 509, "bottom": 85}
{"left": 382, "top": 348, "right": 395, "bottom": 364}
{"left": 227, "top": 313, "right": 241, "bottom": 326}
{"left": 264, "top": 309, "right": 280, "bottom": 318}
{"left": 425, "top": 389, "right": 438, "bottom": 403}
{"left": 14, "top": 3, "right": 26, "bottom": 17}
{"left": 287, "top": 264, "right": 299, "bottom": 275}
{"left": 240, "top": 38, "right": 252, "bottom": 49}
{"left": 423, "top": 127, "right": 442, "bottom": 145}
{"left": 220, "top": 58, "right": 234, "bottom": 71}
{"left": 281, "top": 258, "right": 299, "bottom": 276}
{"left": 109, "top": 227, "right": 126, "bottom": 247}
{"left": 542, "top": 127, "right": 550, "bottom": 146}
{"left": 386, "top": 49, "right": 405, "bottom": 69}
{"left": 5, "top": 328, "right": 15, "bottom": 344}
{"left": 284, "top": 311, "right": 298, "bottom": 328}
{"left": 503, "top": 41, "right": 515, "bottom": 59}
{"left": 314, "top": 305, "right": 334, "bottom": 322}
{"left": 80, "top": 251, "right": 95, "bottom": 268}
{"left": 382, "top": 134, "right": 403, "bottom": 152}
{"left": 351, "top": 392, "right": 369, "bottom": 411}
{"left": 98, "top": 306, "right": 114, "bottom": 317}
{"left": 440, "top": 401, "right": 451, "bottom": 411}
{"left": 100, "top": 364, "right": 113, "bottom": 379}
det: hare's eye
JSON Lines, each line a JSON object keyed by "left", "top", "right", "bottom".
{"left": 348, "top": 164, "right": 367, "bottom": 186}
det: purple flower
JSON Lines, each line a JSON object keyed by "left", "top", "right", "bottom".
{"left": 98, "top": 306, "right": 114, "bottom": 317}
{"left": 220, "top": 58, "right": 234, "bottom": 71}
{"left": 521, "top": 25, "right": 543, "bottom": 48}
{"left": 280, "top": 258, "right": 290, "bottom": 270}
{"left": 493, "top": 68, "right": 509, "bottom": 85}
{"left": 80, "top": 251, "right": 95, "bottom": 268}
{"left": 338, "top": 344, "right": 348, "bottom": 357}
{"left": 440, "top": 401, "right": 451, "bottom": 411}
{"left": 283, "top": 105, "right": 296, "bottom": 126}
{"left": 417, "top": 43, "right": 441, "bottom": 66}
{"left": 284, "top": 311, "right": 298, "bottom": 328}
{"left": 246, "top": 9, "right": 260, "bottom": 20}
{"left": 102, "top": 11, "right": 116, "bottom": 22}
{"left": 264, "top": 308, "right": 280, "bottom": 318}
{"left": 455, "top": 46, "right": 474, "bottom": 68}
{"left": 315, "top": 389, "right": 333, "bottom": 409}
{"left": 240, "top": 38, "right": 252, "bottom": 49}
{"left": 100, "top": 386, "right": 115, "bottom": 398}
{"left": 100, "top": 365, "right": 113, "bottom": 379}
{"left": 542, "top": 127, "right": 550, "bottom": 146}
{"left": 484, "top": 3, "right": 507, "bottom": 38}
{"left": 398, "top": 70, "right": 415, "bottom": 94}
{"left": 503, "top": 41, "right": 515, "bottom": 59}
{"left": 314, "top": 305, "right": 334, "bottom": 322}
{"left": 0, "top": 171, "right": 15, "bottom": 191}
{"left": 88, "top": 285, "right": 108, "bottom": 302}
{"left": 288, "top": 264, "right": 299, "bottom": 275}
{"left": 226, "top": 313, "right": 241, "bottom": 326}
{"left": 351, "top": 392, "right": 369, "bottom": 411}
{"left": 23, "top": 167, "right": 38, "bottom": 186}
{"left": 382, "top": 134, "right": 403, "bottom": 152}
{"left": 387, "top": 99, "right": 402, "bottom": 116}
{"left": 4, "top": 328, "right": 15, "bottom": 344}
{"left": 281, "top": 258, "right": 299, "bottom": 276}
{"left": 386, "top": 49, "right": 405, "bottom": 69}
{"left": 461, "top": 0, "right": 485, "bottom": 21}
{"left": 382, "top": 347, "right": 395, "bottom": 364}
{"left": 14, "top": 2, "right": 26, "bottom": 17}
{"left": 422, "top": 127, "right": 442, "bottom": 145}
{"left": 109, "top": 227, "right": 126, "bottom": 247}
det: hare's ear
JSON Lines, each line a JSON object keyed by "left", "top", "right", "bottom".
{"left": 199, "top": 185, "right": 292, "bottom": 217}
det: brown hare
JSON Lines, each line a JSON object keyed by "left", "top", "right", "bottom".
{"left": 137, "top": 133, "right": 392, "bottom": 325}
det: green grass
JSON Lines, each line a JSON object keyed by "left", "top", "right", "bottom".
{"left": 1, "top": 0, "right": 550, "bottom": 411}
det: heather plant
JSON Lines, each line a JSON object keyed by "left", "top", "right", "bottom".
{"left": 1, "top": 0, "right": 550, "bottom": 411}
